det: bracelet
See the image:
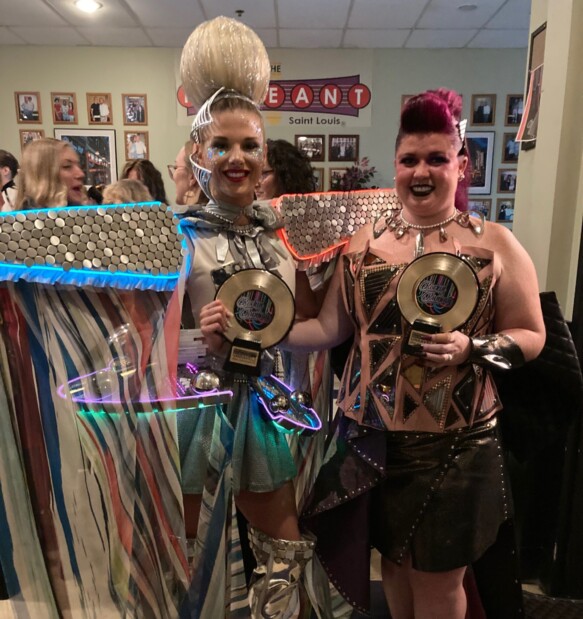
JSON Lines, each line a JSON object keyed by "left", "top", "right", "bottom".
{"left": 468, "top": 334, "right": 525, "bottom": 370}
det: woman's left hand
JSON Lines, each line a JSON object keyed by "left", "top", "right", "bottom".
{"left": 419, "top": 331, "right": 472, "bottom": 366}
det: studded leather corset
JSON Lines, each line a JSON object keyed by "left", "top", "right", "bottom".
{"left": 337, "top": 243, "right": 501, "bottom": 432}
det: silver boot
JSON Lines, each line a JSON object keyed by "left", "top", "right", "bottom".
{"left": 248, "top": 526, "right": 315, "bottom": 619}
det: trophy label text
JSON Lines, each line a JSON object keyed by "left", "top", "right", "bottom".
{"left": 229, "top": 346, "right": 261, "bottom": 367}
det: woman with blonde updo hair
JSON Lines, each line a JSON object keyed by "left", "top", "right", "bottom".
{"left": 177, "top": 15, "right": 319, "bottom": 618}
{"left": 16, "top": 138, "right": 86, "bottom": 209}
{"left": 102, "top": 179, "right": 153, "bottom": 204}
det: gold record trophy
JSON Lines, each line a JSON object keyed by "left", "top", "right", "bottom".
{"left": 216, "top": 268, "right": 295, "bottom": 375}
{"left": 396, "top": 253, "right": 479, "bottom": 354}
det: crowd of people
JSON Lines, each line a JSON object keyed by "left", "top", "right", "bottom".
{"left": 0, "top": 15, "right": 547, "bottom": 619}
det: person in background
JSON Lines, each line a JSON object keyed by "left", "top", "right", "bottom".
{"left": 121, "top": 159, "right": 169, "bottom": 205}
{"left": 0, "top": 149, "right": 19, "bottom": 212}
{"left": 102, "top": 179, "right": 153, "bottom": 205}
{"left": 15, "top": 138, "right": 86, "bottom": 209}
{"left": 168, "top": 139, "right": 206, "bottom": 208}
{"left": 254, "top": 138, "right": 316, "bottom": 201}
{"left": 86, "top": 184, "right": 105, "bottom": 205}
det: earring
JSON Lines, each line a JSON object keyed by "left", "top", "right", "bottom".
{"left": 458, "top": 172, "right": 465, "bottom": 181}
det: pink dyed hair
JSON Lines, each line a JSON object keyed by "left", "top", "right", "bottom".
{"left": 396, "top": 88, "right": 470, "bottom": 212}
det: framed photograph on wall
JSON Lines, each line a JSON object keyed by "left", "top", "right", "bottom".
{"left": 470, "top": 94, "right": 496, "bottom": 126}
{"left": 329, "top": 168, "right": 348, "bottom": 191}
{"left": 329, "top": 135, "right": 359, "bottom": 162}
{"left": 122, "top": 94, "right": 148, "bottom": 125}
{"left": 87, "top": 93, "right": 113, "bottom": 125}
{"left": 468, "top": 198, "right": 492, "bottom": 220}
{"left": 125, "top": 131, "right": 149, "bottom": 160}
{"left": 502, "top": 132, "right": 519, "bottom": 163}
{"left": 295, "top": 135, "right": 325, "bottom": 161}
{"left": 498, "top": 169, "right": 517, "bottom": 193}
{"left": 15, "top": 91, "right": 42, "bottom": 123}
{"left": 505, "top": 94, "right": 524, "bottom": 126}
{"left": 496, "top": 198, "right": 515, "bottom": 222}
{"left": 19, "top": 129, "right": 45, "bottom": 151}
{"left": 518, "top": 23, "right": 546, "bottom": 150}
{"left": 54, "top": 128, "right": 117, "bottom": 185}
{"left": 466, "top": 131, "right": 495, "bottom": 194}
{"left": 51, "top": 92, "right": 78, "bottom": 124}
{"left": 312, "top": 167, "right": 324, "bottom": 192}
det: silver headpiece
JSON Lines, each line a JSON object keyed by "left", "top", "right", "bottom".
{"left": 189, "top": 87, "right": 260, "bottom": 202}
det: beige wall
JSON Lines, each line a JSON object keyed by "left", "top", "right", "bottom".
{"left": 1, "top": 44, "right": 526, "bottom": 205}
{"left": 514, "top": 0, "right": 583, "bottom": 317}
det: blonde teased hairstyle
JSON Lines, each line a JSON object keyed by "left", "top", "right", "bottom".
{"left": 102, "top": 179, "right": 153, "bottom": 205}
{"left": 16, "top": 138, "right": 70, "bottom": 209}
{"left": 180, "top": 16, "right": 270, "bottom": 110}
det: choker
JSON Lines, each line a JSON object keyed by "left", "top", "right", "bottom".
{"left": 387, "top": 208, "right": 484, "bottom": 257}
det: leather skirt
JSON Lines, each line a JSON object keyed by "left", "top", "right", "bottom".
{"left": 371, "top": 418, "right": 512, "bottom": 572}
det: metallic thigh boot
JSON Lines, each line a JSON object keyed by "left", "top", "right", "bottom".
{"left": 248, "top": 526, "right": 315, "bottom": 619}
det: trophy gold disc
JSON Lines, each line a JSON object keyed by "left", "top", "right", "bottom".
{"left": 396, "top": 253, "right": 479, "bottom": 335}
{"left": 215, "top": 269, "right": 295, "bottom": 373}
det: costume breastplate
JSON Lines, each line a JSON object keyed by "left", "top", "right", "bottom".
{"left": 337, "top": 244, "right": 501, "bottom": 432}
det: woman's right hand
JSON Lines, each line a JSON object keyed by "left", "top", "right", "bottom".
{"left": 199, "top": 300, "right": 233, "bottom": 355}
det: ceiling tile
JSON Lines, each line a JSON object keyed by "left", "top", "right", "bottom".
{"left": 124, "top": 0, "right": 205, "bottom": 29}
{"left": 78, "top": 27, "right": 152, "bottom": 47}
{"left": 418, "top": 0, "right": 505, "bottom": 29}
{"left": 49, "top": 0, "right": 138, "bottom": 27}
{"left": 252, "top": 28, "right": 278, "bottom": 48}
{"left": 344, "top": 29, "right": 410, "bottom": 48}
{"left": 487, "top": 0, "right": 531, "bottom": 29}
{"left": 9, "top": 27, "right": 89, "bottom": 45}
{"left": 278, "top": 0, "right": 352, "bottom": 29}
{"left": 279, "top": 29, "right": 343, "bottom": 48}
{"left": 348, "top": 0, "right": 427, "bottom": 29}
{"left": 0, "top": 27, "right": 27, "bottom": 44}
{"left": 201, "top": 0, "right": 277, "bottom": 28}
{"left": 406, "top": 28, "right": 477, "bottom": 48}
{"left": 0, "top": 0, "right": 66, "bottom": 26}
{"left": 146, "top": 27, "right": 195, "bottom": 47}
{"left": 468, "top": 28, "right": 528, "bottom": 48}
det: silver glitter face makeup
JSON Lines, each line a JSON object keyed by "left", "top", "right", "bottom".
{"left": 196, "top": 109, "right": 265, "bottom": 206}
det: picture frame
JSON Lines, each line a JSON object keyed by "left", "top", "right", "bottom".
{"left": 15, "top": 91, "right": 42, "bottom": 123}
{"left": 51, "top": 92, "right": 78, "bottom": 125}
{"left": 518, "top": 23, "right": 546, "bottom": 150}
{"left": 294, "top": 135, "right": 325, "bottom": 162}
{"left": 496, "top": 198, "right": 515, "bottom": 223}
{"left": 502, "top": 132, "right": 519, "bottom": 164}
{"left": 19, "top": 129, "right": 45, "bottom": 151}
{"left": 54, "top": 128, "right": 117, "bottom": 185}
{"left": 466, "top": 131, "right": 495, "bottom": 194}
{"left": 312, "top": 167, "right": 324, "bottom": 192}
{"left": 498, "top": 169, "right": 517, "bottom": 193}
{"left": 86, "top": 92, "right": 113, "bottom": 125}
{"left": 122, "top": 93, "right": 148, "bottom": 126}
{"left": 125, "top": 131, "right": 149, "bottom": 160}
{"left": 329, "top": 167, "right": 348, "bottom": 191}
{"left": 329, "top": 135, "right": 359, "bottom": 162}
{"left": 505, "top": 94, "right": 524, "bottom": 126}
{"left": 468, "top": 198, "right": 492, "bottom": 221}
{"left": 470, "top": 94, "right": 496, "bottom": 126}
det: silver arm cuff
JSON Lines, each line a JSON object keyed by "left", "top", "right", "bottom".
{"left": 468, "top": 334, "right": 525, "bottom": 370}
